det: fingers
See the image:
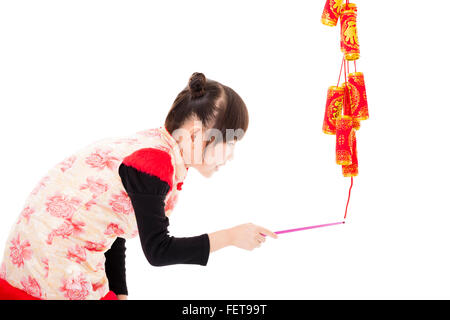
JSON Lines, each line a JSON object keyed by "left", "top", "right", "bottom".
{"left": 256, "top": 234, "right": 266, "bottom": 243}
{"left": 251, "top": 234, "right": 265, "bottom": 249}
{"left": 257, "top": 226, "right": 278, "bottom": 239}
{"left": 234, "top": 223, "right": 278, "bottom": 251}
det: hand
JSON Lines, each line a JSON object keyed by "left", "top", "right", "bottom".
{"left": 117, "top": 294, "right": 128, "bottom": 300}
{"left": 228, "top": 223, "right": 278, "bottom": 251}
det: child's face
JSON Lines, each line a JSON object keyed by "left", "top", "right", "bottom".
{"left": 173, "top": 119, "right": 238, "bottom": 178}
{"left": 195, "top": 140, "right": 236, "bottom": 178}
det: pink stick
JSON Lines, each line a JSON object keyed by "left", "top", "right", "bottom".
{"left": 261, "top": 221, "right": 345, "bottom": 237}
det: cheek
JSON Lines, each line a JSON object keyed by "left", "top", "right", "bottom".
{"left": 225, "top": 145, "right": 235, "bottom": 160}
{"left": 203, "top": 144, "right": 224, "bottom": 166}
{"left": 203, "top": 153, "right": 217, "bottom": 168}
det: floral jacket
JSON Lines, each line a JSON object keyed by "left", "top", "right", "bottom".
{"left": 0, "top": 126, "right": 190, "bottom": 300}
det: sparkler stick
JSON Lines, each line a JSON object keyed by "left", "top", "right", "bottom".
{"left": 260, "top": 221, "right": 345, "bottom": 237}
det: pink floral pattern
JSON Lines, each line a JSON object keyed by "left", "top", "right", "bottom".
{"left": 92, "top": 281, "right": 105, "bottom": 292}
{"left": 41, "top": 258, "right": 49, "bottom": 278}
{"left": 0, "top": 262, "right": 6, "bottom": 279}
{"left": 31, "top": 176, "right": 50, "bottom": 195}
{"left": 94, "top": 262, "right": 105, "bottom": 272}
{"left": 85, "top": 148, "right": 119, "bottom": 171}
{"left": 46, "top": 219, "right": 85, "bottom": 245}
{"left": 67, "top": 245, "right": 87, "bottom": 264}
{"left": 46, "top": 222, "right": 72, "bottom": 245}
{"left": 9, "top": 234, "right": 32, "bottom": 268}
{"left": 59, "top": 273, "right": 91, "bottom": 300}
{"left": 17, "top": 206, "right": 35, "bottom": 224}
{"left": 84, "top": 199, "right": 97, "bottom": 211}
{"left": 20, "top": 276, "right": 43, "bottom": 299}
{"left": 84, "top": 240, "right": 107, "bottom": 252}
{"left": 45, "top": 193, "right": 82, "bottom": 219}
{"left": 79, "top": 177, "right": 109, "bottom": 198}
{"left": 104, "top": 223, "right": 125, "bottom": 236}
{"left": 113, "top": 138, "right": 139, "bottom": 145}
{"left": 154, "top": 144, "right": 171, "bottom": 153}
{"left": 109, "top": 191, "right": 133, "bottom": 215}
{"left": 70, "top": 219, "right": 85, "bottom": 235}
{"left": 165, "top": 193, "right": 178, "bottom": 212}
{"left": 59, "top": 156, "right": 76, "bottom": 173}
{"left": 1, "top": 126, "right": 186, "bottom": 299}
{"left": 137, "top": 128, "right": 162, "bottom": 137}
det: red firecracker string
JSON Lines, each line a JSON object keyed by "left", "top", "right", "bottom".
{"left": 344, "top": 176, "right": 353, "bottom": 219}
{"left": 321, "top": 0, "right": 365, "bottom": 223}
{"left": 343, "top": 55, "right": 348, "bottom": 113}
{"left": 337, "top": 56, "right": 345, "bottom": 86}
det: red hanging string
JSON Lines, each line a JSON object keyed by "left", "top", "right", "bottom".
{"left": 337, "top": 57, "right": 345, "bottom": 86}
{"left": 343, "top": 58, "right": 347, "bottom": 82}
{"left": 335, "top": 1, "right": 355, "bottom": 221}
{"left": 342, "top": 56, "right": 348, "bottom": 114}
{"left": 344, "top": 177, "right": 353, "bottom": 219}
{"left": 354, "top": 61, "right": 357, "bottom": 73}
{"left": 343, "top": 58, "right": 353, "bottom": 220}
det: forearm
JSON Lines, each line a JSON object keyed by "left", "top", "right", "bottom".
{"left": 208, "top": 228, "right": 233, "bottom": 253}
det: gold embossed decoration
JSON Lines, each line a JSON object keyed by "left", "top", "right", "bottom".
{"left": 342, "top": 129, "right": 358, "bottom": 177}
{"left": 340, "top": 4, "right": 360, "bottom": 61}
{"left": 321, "top": 0, "right": 343, "bottom": 27}
{"left": 322, "top": 86, "right": 344, "bottom": 135}
{"left": 348, "top": 72, "right": 369, "bottom": 120}
{"left": 335, "top": 115, "right": 353, "bottom": 165}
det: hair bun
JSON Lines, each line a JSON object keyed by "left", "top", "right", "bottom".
{"left": 188, "top": 72, "right": 206, "bottom": 99}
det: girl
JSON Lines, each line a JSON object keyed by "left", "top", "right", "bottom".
{"left": 0, "top": 72, "right": 278, "bottom": 300}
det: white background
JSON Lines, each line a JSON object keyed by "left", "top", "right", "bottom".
{"left": 1, "top": 0, "right": 449, "bottom": 299}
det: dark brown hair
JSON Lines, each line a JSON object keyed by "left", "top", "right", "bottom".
{"left": 164, "top": 72, "right": 249, "bottom": 147}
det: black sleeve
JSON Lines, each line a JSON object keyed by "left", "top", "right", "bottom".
{"left": 104, "top": 237, "right": 128, "bottom": 295}
{"left": 118, "top": 163, "right": 210, "bottom": 267}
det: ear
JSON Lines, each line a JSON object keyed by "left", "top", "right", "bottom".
{"left": 189, "top": 122, "right": 204, "bottom": 143}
